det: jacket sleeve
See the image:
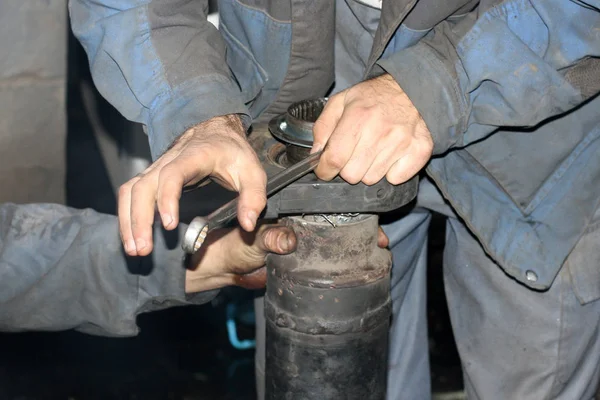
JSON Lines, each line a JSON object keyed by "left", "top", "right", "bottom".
{"left": 0, "top": 203, "right": 218, "bottom": 337}
{"left": 377, "top": 0, "right": 600, "bottom": 155}
{"left": 68, "top": 0, "right": 249, "bottom": 160}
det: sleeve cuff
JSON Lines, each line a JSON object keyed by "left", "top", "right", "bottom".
{"left": 377, "top": 43, "right": 467, "bottom": 155}
{"left": 146, "top": 77, "right": 251, "bottom": 160}
{"left": 136, "top": 225, "right": 219, "bottom": 314}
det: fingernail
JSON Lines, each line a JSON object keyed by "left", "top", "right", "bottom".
{"left": 311, "top": 143, "right": 323, "bottom": 153}
{"left": 284, "top": 232, "right": 295, "bottom": 252}
{"left": 246, "top": 210, "right": 257, "bottom": 229}
{"left": 161, "top": 213, "right": 174, "bottom": 228}
{"left": 124, "top": 239, "right": 136, "bottom": 254}
{"left": 278, "top": 232, "right": 290, "bottom": 252}
{"left": 135, "top": 238, "right": 147, "bottom": 252}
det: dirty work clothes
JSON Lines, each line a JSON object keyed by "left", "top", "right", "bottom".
{"left": 70, "top": 0, "right": 600, "bottom": 292}
{"left": 384, "top": 178, "right": 600, "bottom": 399}
{"left": 256, "top": 0, "right": 600, "bottom": 396}
{"left": 69, "top": 0, "right": 600, "bottom": 398}
{"left": 339, "top": 1, "right": 600, "bottom": 397}
{"left": 0, "top": 203, "right": 216, "bottom": 336}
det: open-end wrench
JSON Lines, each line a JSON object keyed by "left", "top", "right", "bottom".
{"left": 182, "top": 150, "right": 323, "bottom": 254}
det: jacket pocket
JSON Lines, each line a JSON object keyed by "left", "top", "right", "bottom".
{"left": 465, "top": 95, "right": 600, "bottom": 215}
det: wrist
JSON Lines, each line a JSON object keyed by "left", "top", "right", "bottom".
{"left": 185, "top": 269, "right": 234, "bottom": 293}
{"left": 184, "top": 238, "right": 232, "bottom": 293}
{"left": 146, "top": 78, "right": 250, "bottom": 160}
{"left": 189, "top": 114, "right": 245, "bottom": 139}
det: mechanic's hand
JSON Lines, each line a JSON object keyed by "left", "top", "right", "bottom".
{"left": 185, "top": 223, "right": 296, "bottom": 292}
{"left": 119, "top": 115, "right": 267, "bottom": 257}
{"left": 185, "top": 224, "right": 390, "bottom": 293}
{"left": 312, "top": 73, "right": 433, "bottom": 185}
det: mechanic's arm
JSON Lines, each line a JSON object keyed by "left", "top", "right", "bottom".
{"left": 313, "top": 0, "right": 600, "bottom": 185}
{"left": 69, "top": 0, "right": 246, "bottom": 160}
{"left": 69, "top": 0, "right": 267, "bottom": 256}
{"left": 0, "top": 203, "right": 294, "bottom": 337}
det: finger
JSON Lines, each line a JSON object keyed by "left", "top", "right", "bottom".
{"left": 385, "top": 152, "right": 425, "bottom": 185}
{"left": 117, "top": 177, "right": 140, "bottom": 255}
{"left": 362, "top": 137, "right": 409, "bottom": 185}
{"left": 129, "top": 172, "right": 160, "bottom": 256}
{"left": 339, "top": 124, "right": 383, "bottom": 184}
{"left": 258, "top": 226, "right": 297, "bottom": 255}
{"left": 315, "top": 107, "right": 363, "bottom": 181}
{"left": 385, "top": 138, "right": 433, "bottom": 185}
{"left": 377, "top": 226, "right": 389, "bottom": 248}
{"left": 157, "top": 150, "right": 214, "bottom": 230}
{"left": 312, "top": 94, "right": 344, "bottom": 153}
{"left": 236, "top": 162, "right": 268, "bottom": 232}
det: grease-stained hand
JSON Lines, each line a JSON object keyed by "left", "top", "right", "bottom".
{"left": 311, "top": 73, "right": 433, "bottom": 186}
{"left": 185, "top": 223, "right": 297, "bottom": 292}
{"left": 185, "top": 224, "right": 390, "bottom": 292}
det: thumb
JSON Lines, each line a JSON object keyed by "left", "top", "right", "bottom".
{"left": 258, "top": 226, "right": 297, "bottom": 255}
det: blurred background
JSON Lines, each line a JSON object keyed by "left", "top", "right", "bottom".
{"left": 0, "top": 2, "right": 464, "bottom": 399}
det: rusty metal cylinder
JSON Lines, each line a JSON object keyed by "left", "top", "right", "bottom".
{"left": 265, "top": 214, "right": 392, "bottom": 399}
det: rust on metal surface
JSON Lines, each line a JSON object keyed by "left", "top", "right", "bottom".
{"left": 268, "top": 214, "right": 391, "bottom": 288}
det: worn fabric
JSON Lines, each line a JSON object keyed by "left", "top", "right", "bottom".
{"left": 0, "top": 203, "right": 217, "bottom": 336}
{"left": 69, "top": 0, "right": 600, "bottom": 292}
{"left": 383, "top": 178, "right": 600, "bottom": 399}
{"left": 68, "top": 0, "right": 600, "bottom": 397}
{"left": 443, "top": 206, "right": 600, "bottom": 400}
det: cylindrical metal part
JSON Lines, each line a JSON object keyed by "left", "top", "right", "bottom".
{"left": 265, "top": 214, "right": 392, "bottom": 399}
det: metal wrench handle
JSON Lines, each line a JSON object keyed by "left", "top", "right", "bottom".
{"left": 182, "top": 150, "right": 323, "bottom": 254}
{"left": 266, "top": 150, "right": 323, "bottom": 195}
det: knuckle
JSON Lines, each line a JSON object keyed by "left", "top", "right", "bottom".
{"left": 329, "top": 92, "right": 343, "bottom": 102}
{"left": 361, "top": 145, "right": 377, "bottom": 162}
{"left": 340, "top": 168, "right": 361, "bottom": 185}
{"left": 362, "top": 174, "right": 381, "bottom": 186}
{"left": 157, "top": 164, "right": 176, "bottom": 184}
{"left": 242, "top": 168, "right": 268, "bottom": 190}
{"left": 353, "top": 105, "right": 372, "bottom": 120}
{"left": 325, "top": 153, "right": 346, "bottom": 170}
{"left": 243, "top": 185, "right": 267, "bottom": 203}
{"left": 420, "top": 137, "right": 434, "bottom": 156}
{"left": 118, "top": 183, "right": 131, "bottom": 199}
{"left": 251, "top": 192, "right": 268, "bottom": 207}
{"left": 386, "top": 171, "right": 403, "bottom": 185}
{"left": 130, "top": 181, "right": 144, "bottom": 197}
{"left": 130, "top": 180, "right": 151, "bottom": 200}
{"left": 253, "top": 166, "right": 268, "bottom": 183}
{"left": 393, "top": 130, "right": 412, "bottom": 148}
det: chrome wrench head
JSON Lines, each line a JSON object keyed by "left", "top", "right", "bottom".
{"left": 181, "top": 150, "right": 323, "bottom": 255}
{"left": 182, "top": 216, "right": 209, "bottom": 254}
